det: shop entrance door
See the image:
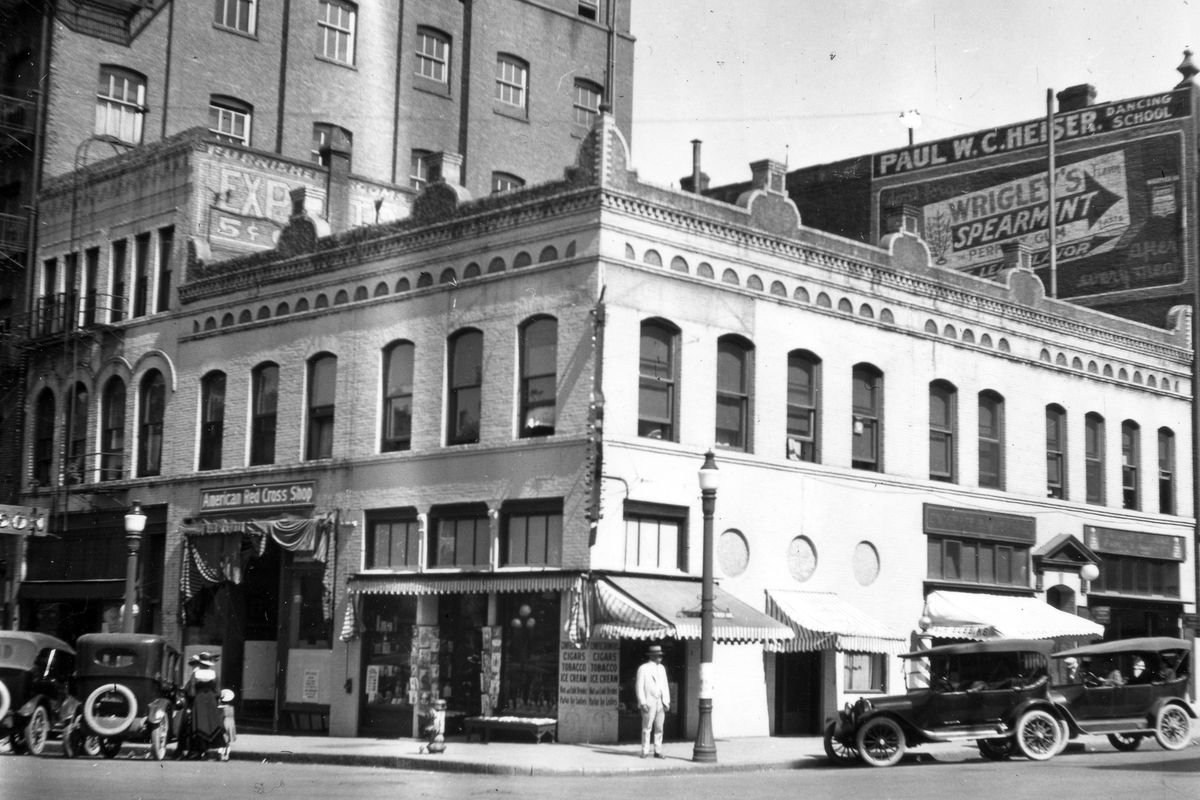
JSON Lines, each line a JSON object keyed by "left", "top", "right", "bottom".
{"left": 775, "top": 651, "right": 821, "bottom": 735}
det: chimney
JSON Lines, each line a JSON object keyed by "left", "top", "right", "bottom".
{"left": 679, "top": 139, "right": 710, "bottom": 194}
{"left": 1056, "top": 84, "right": 1096, "bottom": 112}
{"left": 321, "top": 126, "right": 353, "bottom": 233}
{"left": 882, "top": 204, "right": 921, "bottom": 238}
{"left": 999, "top": 241, "right": 1033, "bottom": 272}
{"left": 748, "top": 159, "right": 787, "bottom": 196}
{"left": 428, "top": 152, "right": 464, "bottom": 187}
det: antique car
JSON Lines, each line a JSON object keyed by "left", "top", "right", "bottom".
{"left": 0, "top": 631, "right": 78, "bottom": 755}
{"left": 64, "top": 633, "right": 184, "bottom": 760}
{"left": 824, "top": 639, "right": 1064, "bottom": 767}
{"left": 1050, "top": 636, "right": 1195, "bottom": 752}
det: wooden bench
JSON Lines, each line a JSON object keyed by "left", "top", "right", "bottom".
{"left": 463, "top": 716, "right": 557, "bottom": 744}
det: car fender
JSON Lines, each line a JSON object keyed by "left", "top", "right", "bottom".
{"left": 146, "top": 697, "right": 173, "bottom": 727}
{"left": 15, "top": 695, "right": 44, "bottom": 720}
{"left": 1007, "top": 697, "right": 1062, "bottom": 729}
{"left": 1147, "top": 696, "right": 1196, "bottom": 723}
{"left": 857, "top": 709, "right": 925, "bottom": 746}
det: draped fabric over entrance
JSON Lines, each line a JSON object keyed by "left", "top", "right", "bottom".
{"left": 180, "top": 516, "right": 334, "bottom": 623}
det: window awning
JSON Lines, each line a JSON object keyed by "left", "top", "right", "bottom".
{"left": 591, "top": 575, "right": 794, "bottom": 644}
{"left": 764, "top": 590, "right": 907, "bottom": 654}
{"left": 924, "top": 589, "right": 1104, "bottom": 640}
{"left": 347, "top": 571, "right": 581, "bottom": 595}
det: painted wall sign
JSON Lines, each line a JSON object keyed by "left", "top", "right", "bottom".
{"left": 1084, "top": 525, "right": 1186, "bottom": 561}
{"left": 0, "top": 504, "right": 48, "bottom": 535}
{"left": 923, "top": 504, "right": 1036, "bottom": 545}
{"left": 199, "top": 481, "right": 315, "bottom": 512}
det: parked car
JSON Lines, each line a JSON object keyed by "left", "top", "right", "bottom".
{"left": 64, "top": 633, "right": 184, "bottom": 760}
{"left": 0, "top": 631, "right": 78, "bottom": 755}
{"left": 1050, "top": 636, "right": 1194, "bottom": 752}
{"left": 824, "top": 639, "right": 1064, "bottom": 767}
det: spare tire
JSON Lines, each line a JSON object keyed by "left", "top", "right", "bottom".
{"left": 83, "top": 683, "right": 138, "bottom": 737}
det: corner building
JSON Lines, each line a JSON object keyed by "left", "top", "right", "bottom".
{"left": 16, "top": 115, "right": 1196, "bottom": 741}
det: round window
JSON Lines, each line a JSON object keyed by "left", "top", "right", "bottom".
{"left": 853, "top": 541, "right": 880, "bottom": 586}
{"left": 787, "top": 536, "right": 817, "bottom": 582}
{"left": 718, "top": 529, "right": 749, "bottom": 577}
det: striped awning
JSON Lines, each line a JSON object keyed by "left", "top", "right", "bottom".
{"left": 764, "top": 590, "right": 907, "bottom": 655}
{"left": 347, "top": 571, "right": 580, "bottom": 595}
{"left": 591, "top": 575, "right": 794, "bottom": 644}
{"left": 924, "top": 589, "right": 1104, "bottom": 640}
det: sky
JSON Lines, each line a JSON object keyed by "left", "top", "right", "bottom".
{"left": 628, "top": 0, "right": 1198, "bottom": 189}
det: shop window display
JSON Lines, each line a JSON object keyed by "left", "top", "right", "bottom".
{"left": 359, "top": 596, "right": 417, "bottom": 736}
{"left": 498, "top": 592, "right": 560, "bottom": 716}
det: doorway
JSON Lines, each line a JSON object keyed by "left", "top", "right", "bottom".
{"left": 775, "top": 651, "right": 821, "bottom": 735}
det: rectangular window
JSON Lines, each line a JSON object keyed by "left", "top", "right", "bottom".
{"left": 495, "top": 55, "right": 528, "bottom": 112}
{"left": 132, "top": 232, "right": 150, "bottom": 317}
{"left": 366, "top": 512, "right": 420, "bottom": 569}
{"left": 715, "top": 336, "right": 752, "bottom": 452}
{"left": 110, "top": 239, "right": 127, "bottom": 323}
{"left": 1093, "top": 554, "right": 1180, "bottom": 598}
{"left": 250, "top": 364, "right": 278, "bottom": 466}
{"left": 978, "top": 392, "right": 1004, "bottom": 489}
{"left": 928, "top": 382, "right": 955, "bottom": 482}
{"left": 430, "top": 509, "right": 490, "bottom": 568}
{"left": 852, "top": 365, "right": 882, "bottom": 471}
{"left": 382, "top": 343, "right": 413, "bottom": 452}
{"left": 416, "top": 28, "right": 449, "bottom": 84}
{"left": 63, "top": 252, "right": 78, "bottom": 331}
{"left": 927, "top": 537, "right": 1030, "bottom": 588}
{"left": 307, "top": 355, "right": 337, "bottom": 460}
{"left": 318, "top": 0, "right": 356, "bottom": 64}
{"left": 1085, "top": 413, "right": 1105, "bottom": 505}
{"left": 199, "top": 372, "right": 226, "bottom": 471}
{"left": 66, "top": 385, "right": 88, "bottom": 484}
{"left": 1158, "top": 429, "right": 1175, "bottom": 515}
{"left": 100, "top": 379, "right": 125, "bottom": 482}
{"left": 156, "top": 226, "right": 173, "bottom": 312}
{"left": 786, "top": 352, "right": 819, "bottom": 462}
{"left": 573, "top": 80, "right": 602, "bottom": 127}
{"left": 410, "top": 150, "right": 432, "bottom": 190}
{"left": 639, "top": 321, "right": 677, "bottom": 441}
{"left": 1046, "top": 405, "right": 1066, "bottom": 499}
{"left": 578, "top": 0, "right": 599, "bottom": 20}
{"left": 447, "top": 331, "right": 482, "bottom": 445}
{"left": 623, "top": 503, "right": 686, "bottom": 572}
{"left": 214, "top": 0, "right": 256, "bottom": 34}
{"left": 844, "top": 653, "right": 886, "bottom": 693}
{"left": 83, "top": 247, "right": 100, "bottom": 327}
{"left": 502, "top": 503, "right": 563, "bottom": 567}
{"left": 209, "top": 100, "right": 251, "bottom": 146}
{"left": 1121, "top": 422, "right": 1139, "bottom": 510}
{"left": 95, "top": 66, "right": 145, "bottom": 144}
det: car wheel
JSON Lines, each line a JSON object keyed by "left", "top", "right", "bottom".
{"left": 98, "top": 737, "right": 121, "bottom": 759}
{"left": 1054, "top": 719, "right": 1070, "bottom": 755}
{"left": 977, "top": 737, "right": 1014, "bottom": 761}
{"left": 855, "top": 717, "right": 905, "bottom": 768}
{"left": 83, "top": 683, "right": 137, "bottom": 737}
{"left": 1154, "top": 704, "right": 1192, "bottom": 751}
{"left": 150, "top": 723, "right": 167, "bottom": 761}
{"left": 24, "top": 706, "right": 50, "bottom": 756}
{"left": 1014, "top": 709, "right": 1061, "bottom": 761}
{"left": 1107, "top": 732, "right": 1143, "bottom": 751}
{"left": 823, "top": 721, "right": 860, "bottom": 766}
{"left": 82, "top": 735, "right": 101, "bottom": 758}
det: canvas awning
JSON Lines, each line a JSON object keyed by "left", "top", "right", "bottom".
{"left": 591, "top": 575, "right": 794, "bottom": 644}
{"left": 924, "top": 589, "right": 1104, "bottom": 640}
{"left": 347, "top": 571, "right": 580, "bottom": 595}
{"left": 764, "top": 590, "right": 907, "bottom": 654}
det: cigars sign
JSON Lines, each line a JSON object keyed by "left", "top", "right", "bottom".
{"left": 199, "top": 481, "right": 315, "bottom": 512}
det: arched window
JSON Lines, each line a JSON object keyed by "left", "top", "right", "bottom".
{"left": 519, "top": 317, "right": 557, "bottom": 438}
{"left": 1085, "top": 412, "right": 1105, "bottom": 505}
{"left": 929, "top": 380, "right": 957, "bottom": 483}
{"left": 209, "top": 95, "right": 253, "bottom": 146}
{"left": 250, "top": 363, "right": 279, "bottom": 466}
{"left": 638, "top": 319, "right": 679, "bottom": 441}
{"left": 447, "top": 330, "right": 482, "bottom": 445}
{"left": 138, "top": 370, "right": 165, "bottom": 477}
{"left": 96, "top": 65, "right": 146, "bottom": 145}
{"left": 199, "top": 371, "right": 226, "bottom": 471}
{"left": 307, "top": 354, "right": 337, "bottom": 460}
{"left": 852, "top": 364, "right": 883, "bottom": 472}
{"left": 978, "top": 391, "right": 1005, "bottom": 490}
{"left": 715, "top": 335, "right": 753, "bottom": 452}
{"left": 786, "top": 350, "right": 820, "bottom": 463}
{"left": 1121, "top": 420, "right": 1140, "bottom": 510}
{"left": 1158, "top": 427, "right": 1176, "bottom": 514}
{"left": 33, "top": 389, "right": 54, "bottom": 486}
{"left": 382, "top": 342, "right": 414, "bottom": 452}
{"left": 573, "top": 78, "right": 603, "bottom": 127}
{"left": 101, "top": 377, "right": 126, "bottom": 481}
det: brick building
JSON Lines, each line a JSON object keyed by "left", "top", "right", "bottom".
{"left": 15, "top": 113, "right": 1194, "bottom": 740}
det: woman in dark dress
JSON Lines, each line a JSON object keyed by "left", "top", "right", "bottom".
{"left": 184, "top": 652, "right": 226, "bottom": 759}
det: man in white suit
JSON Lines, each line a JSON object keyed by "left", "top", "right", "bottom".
{"left": 635, "top": 644, "right": 670, "bottom": 758}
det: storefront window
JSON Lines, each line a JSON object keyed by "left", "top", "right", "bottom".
{"left": 498, "top": 592, "right": 560, "bottom": 715}
{"left": 360, "top": 595, "right": 417, "bottom": 737}
{"left": 1093, "top": 554, "right": 1180, "bottom": 598}
{"left": 927, "top": 536, "right": 1029, "bottom": 588}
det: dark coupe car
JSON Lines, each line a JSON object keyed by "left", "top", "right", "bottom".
{"left": 0, "top": 631, "right": 78, "bottom": 755}
{"left": 824, "top": 639, "right": 1064, "bottom": 767}
{"left": 1051, "top": 637, "right": 1194, "bottom": 752}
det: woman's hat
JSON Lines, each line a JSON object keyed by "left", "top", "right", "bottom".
{"left": 647, "top": 645, "right": 664, "bottom": 657}
{"left": 219, "top": 689, "right": 235, "bottom": 703}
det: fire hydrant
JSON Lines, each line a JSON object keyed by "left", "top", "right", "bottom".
{"left": 423, "top": 699, "right": 447, "bottom": 754}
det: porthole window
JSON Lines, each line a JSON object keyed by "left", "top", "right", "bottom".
{"left": 853, "top": 541, "right": 880, "bottom": 586}
{"left": 718, "top": 529, "right": 749, "bottom": 577}
{"left": 787, "top": 536, "right": 817, "bottom": 582}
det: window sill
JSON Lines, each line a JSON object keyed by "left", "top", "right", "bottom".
{"left": 494, "top": 105, "right": 529, "bottom": 123}
{"left": 315, "top": 54, "right": 357, "bottom": 71}
{"left": 212, "top": 23, "right": 258, "bottom": 41}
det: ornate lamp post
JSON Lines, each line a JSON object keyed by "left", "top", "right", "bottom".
{"left": 122, "top": 501, "right": 147, "bottom": 633}
{"left": 693, "top": 451, "right": 719, "bottom": 763}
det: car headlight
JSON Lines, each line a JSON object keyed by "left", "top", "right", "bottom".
{"left": 853, "top": 697, "right": 874, "bottom": 717}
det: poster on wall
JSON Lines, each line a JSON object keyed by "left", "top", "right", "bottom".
{"left": 556, "top": 639, "right": 619, "bottom": 743}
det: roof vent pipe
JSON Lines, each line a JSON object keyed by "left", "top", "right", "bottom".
{"left": 691, "top": 139, "right": 702, "bottom": 195}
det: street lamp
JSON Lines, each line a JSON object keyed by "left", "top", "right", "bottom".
{"left": 899, "top": 109, "right": 922, "bottom": 146}
{"left": 693, "top": 451, "right": 719, "bottom": 763}
{"left": 122, "top": 501, "right": 147, "bottom": 633}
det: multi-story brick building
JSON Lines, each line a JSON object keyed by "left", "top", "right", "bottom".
{"left": 16, "top": 113, "right": 1194, "bottom": 741}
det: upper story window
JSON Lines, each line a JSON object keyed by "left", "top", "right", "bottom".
{"left": 1121, "top": 420, "right": 1140, "bottom": 510}
{"left": 519, "top": 317, "right": 556, "bottom": 438}
{"left": 365, "top": 509, "right": 420, "bottom": 570}
{"left": 110, "top": 239, "right": 127, "bottom": 324}
{"left": 715, "top": 335, "right": 753, "bottom": 452}
{"left": 491, "top": 172, "right": 525, "bottom": 194}
{"left": 317, "top": 0, "right": 356, "bottom": 64}
{"left": 1046, "top": 404, "right": 1067, "bottom": 499}
{"left": 852, "top": 363, "right": 882, "bottom": 472}
{"left": 131, "top": 232, "right": 150, "bottom": 318}
{"left": 95, "top": 66, "right": 146, "bottom": 145}
{"left": 638, "top": 319, "right": 678, "bottom": 442}
{"left": 312, "top": 123, "right": 352, "bottom": 166}
{"left": 382, "top": 341, "right": 414, "bottom": 452}
{"left": 66, "top": 383, "right": 88, "bottom": 485}
{"left": 416, "top": 27, "right": 450, "bottom": 85}
{"left": 786, "top": 350, "right": 819, "bottom": 463}
{"left": 927, "top": 536, "right": 1030, "bottom": 588}
{"left": 977, "top": 391, "right": 1004, "bottom": 490}
{"left": 624, "top": 501, "right": 686, "bottom": 572}
{"left": 137, "top": 370, "right": 165, "bottom": 478}
{"left": 199, "top": 371, "right": 226, "bottom": 471}
{"left": 33, "top": 389, "right": 54, "bottom": 486}
{"left": 209, "top": 96, "right": 252, "bottom": 146}
{"left": 306, "top": 354, "right": 337, "bottom": 460}
{"left": 1093, "top": 554, "right": 1179, "bottom": 598}
{"left": 100, "top": 377, "right": 126, "bottom": 482}
{"left": 1158, "top": 427, "right": 1176, "bottom": 515}
{"left": 501, "top": 500, "right": 563, "bottom": 567}
{"left": 573, "top": 79, "right": 602, "bottom": 127}
{"left": 495, "top": 54, "right": 529, "bottom": 114}
{"left": 447, "top": 330, "right": 482, "bottom": 445}
{"left": 577, "top": 0, "right": 599, "bottom": 21}
{"left": 410, "top": 150, "right": 433, "bottom": 190}
{"left": 429, "top": 504, "right": 490, "bottom": 568}
{"left": 214, "top": 0, "right": 257, "bottom": 34}
{"left": 1085, "top": 412, "right": 1105, "bottom": 505}
{"left": 156, "top": 226, "right": 174, "bottom": 313}
{"left": 250, "top": 363, "right": 278, "bottom": 466}
{"left": 928, "top": 380, "right": 956, "bottom": 483}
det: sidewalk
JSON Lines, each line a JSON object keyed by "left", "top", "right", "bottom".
{"left": 224, "top": 731, "right": 979, "bottom": 776}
